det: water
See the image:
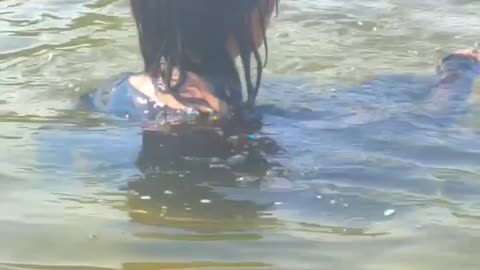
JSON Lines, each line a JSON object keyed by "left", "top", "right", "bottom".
{"left": 1, "top": 0, "right": 480, "bottom": 269}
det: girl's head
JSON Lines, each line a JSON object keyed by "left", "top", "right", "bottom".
{"left": 130, "top": 0, "right": 279, "bottom": 109}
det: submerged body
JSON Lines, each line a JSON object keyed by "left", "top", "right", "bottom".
{"left": 84, "top": 52, "right": 480, "bottom": 127}
{"left": 75, "top": 52, "right": 480, "bottom": 178}
{"left": 34, "top": 52, "right": 480, "bottom": 232}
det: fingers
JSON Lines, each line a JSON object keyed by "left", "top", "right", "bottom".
{"left": 181, "top": 96, "right": 228, "bottom": 114}
{"left": 179, "top": 85, "right": 203, "bottom": 99}
{"left": 216, "top": 100, "right": 230, "bottom": 115}
{"left": 203, "top": 94, "right": 230, "bottom": 115}
{"left": 161, "top": 91, "right": 220, "bottom": 114}
{"left": 179, "top": 88, "right": 224, "bottom": 113}
{"left": 131, "top": 73, "right": 228, "bottom": 114}
{"left": 156, "top": 92, "right": 187, "bottom": 110}
{"left": 180, "top": 73, "right": 230, "bottom": 114}
{"left": 189, "top": 104, "right": 214, "bottom": 113}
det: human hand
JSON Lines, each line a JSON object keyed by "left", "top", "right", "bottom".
{"left": 178, "top": 71, "right": 229, "bottom": 115}
{"left": 129, "top": 72, "right": 230, "bottom": 116}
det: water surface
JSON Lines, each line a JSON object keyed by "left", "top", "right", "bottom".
{"left": 1, "top": 0, "right": 480, "bottom": 269}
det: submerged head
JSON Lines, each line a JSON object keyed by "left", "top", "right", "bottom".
{"left": 130, "top": 0, "right": 278, "bottom": 108}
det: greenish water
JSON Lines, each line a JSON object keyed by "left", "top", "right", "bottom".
{"left": 1, "top": 0, "right": 480, "bottom": 269}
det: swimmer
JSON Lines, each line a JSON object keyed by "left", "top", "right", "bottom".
{"left": 76, "top": 0, "right": 282, "bottom": 173}
{"left": 424, "top": 49, "right": 480, "bottom": 117}
{"left": 84, "top": 0, "right": 279, "bottom": 129}
{"left": 80, "top": 0, "right": 480, "bottom": 173}
{"left": 83, "top": 0, "right": 480, "bottom": 132}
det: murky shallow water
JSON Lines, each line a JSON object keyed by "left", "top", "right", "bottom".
{"left": 1, "top": 0, "right": 480, "bottom": 269}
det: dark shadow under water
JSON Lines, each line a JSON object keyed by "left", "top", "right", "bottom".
{"left": 33, "top": 73, "right": 480, "bottom": 238}
{"left": 6, "top": 72, "right": 480, "bottom": 270}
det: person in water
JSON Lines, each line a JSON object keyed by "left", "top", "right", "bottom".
{"left": 424, "top": 49, "right": 480, "bottom": 117}
{"left": 83, "top": 0, "right": 480, "bottom": 171}
{"left": 80, "top": 0, "right": 282, "bottom": 171}
{"left": 86, "top": 0, "right": 279, "bottom": 127}
{"left": 84, "top": 0, "right": 480, "bottom": 127}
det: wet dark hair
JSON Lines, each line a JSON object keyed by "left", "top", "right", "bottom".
{"left": 130, "top": 0, "right": 279, "bottom": 109}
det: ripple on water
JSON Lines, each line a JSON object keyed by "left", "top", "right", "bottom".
{"left": 1, "top": 0, "right": 480, "bottom": 269}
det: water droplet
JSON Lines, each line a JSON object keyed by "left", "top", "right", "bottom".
{"left": 140, "top": 196, "right": 151, "bottom": 200}
{"left": 185, "top": 207, "right": 192, "bottom": 211}
{"left": 209, "top": 164, "right": 227, "bottom": 169}
{"left": 164, "top": 190, "right": 173, "bottom": 195}
{"left": 67, "top": 82, "right": 74, "bottom": 88}
{"left": 154, "top": 102, "right": 165, "bottom": 108}
{"left": 343, "top": 203, "right": 349, "bottom": 207}
{"left": 274, "top": 201, "right": 284, "bottom": 206}
{"left": 316, "top": 195, "right": 322, "bottom": 199}
{"left": 236, "top": 176, "right": 258, "bottom": 183}
{"left": 130, "top": 209, "right": 148, "bottom": 214}
{"left": 357, "top": 21, "right": 364, "bottom": 26}
{"left": 384, "top": 209, "right": 396, "bottom": 217}
{"left": 47, "top": 53, "right": 53, "bottom": 62}
{"left": 210, "top": 157, "right": 222, "bottom": 163}
{"left": 372, "top": 26, "right": 378, "bottom": 31}
{"left": 201, "top": 199, "right": 212, "bottom": 204}
{"left": 136, "top": 97, "right": 148, "bottom": 104}
{"left": 178, "top": 174, "right": 185, "bottom": 178}
{"left": 330, "top": 200, "right": 336, "bottom": 205}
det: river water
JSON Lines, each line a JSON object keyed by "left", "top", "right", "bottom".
{"left": 1, "top": 0, "right": 480, "bottom": 269}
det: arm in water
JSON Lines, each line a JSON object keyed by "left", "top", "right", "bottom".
{"left": 423, "top": 50, "right": 480, "bottom": 118}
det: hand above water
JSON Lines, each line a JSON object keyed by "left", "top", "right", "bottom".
{"left": 129, "top": 71, "right": 229, "bottom": 116}
{"left": 177, "top": 71, "right": 230, "bottom": 115}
